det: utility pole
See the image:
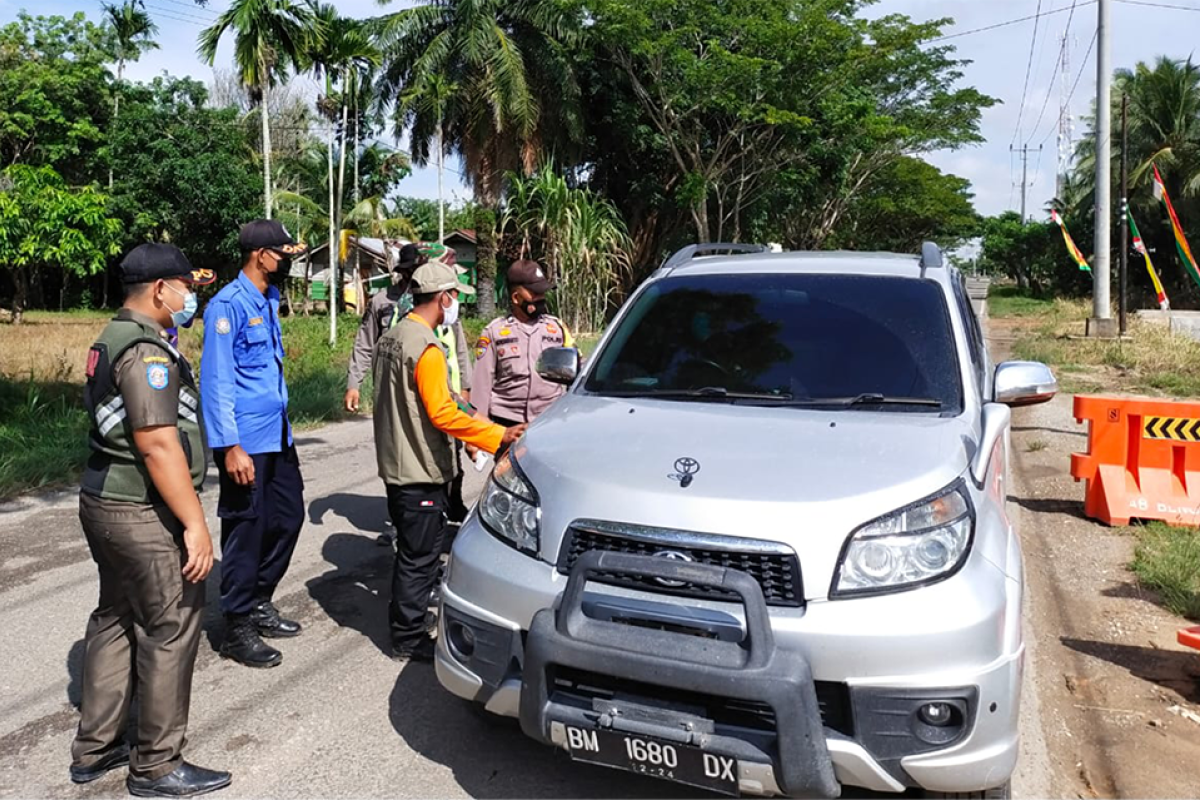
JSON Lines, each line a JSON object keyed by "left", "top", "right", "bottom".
{"left": 1011, "top": 144, "right": 1043, "bottom": 224}
{"left": 1119, "top": 93, "right": 1129, "bottom": 336}
{"left": 1090, "top": 0, "right": 1114, "bottom": 334}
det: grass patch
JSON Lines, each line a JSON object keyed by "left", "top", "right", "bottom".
{"left": 1131, "top": 522, "right": 1200, "bottom": 621}
{"left": 1007, "top": 302, "right": 1200, "bottom": 398}
{"left": 0, "top": 377, "right": 91, "bottom": 501}
{"left": 987, "top": 285, "right": 1059, "bottom": 318}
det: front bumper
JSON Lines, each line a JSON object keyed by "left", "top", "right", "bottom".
{"left": 437, "top": 520, "right": 1022, "bottom": 796}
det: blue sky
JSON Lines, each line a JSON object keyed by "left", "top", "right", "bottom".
{"left": 4, "top": 0, "right": 1199, "bottom": 218}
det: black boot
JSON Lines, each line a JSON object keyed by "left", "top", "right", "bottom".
{"left": 249, "top": 599, "right": 301, "bottom": 638}
{"left": 126, "top": 762, "right": 231, "bottom": 798}
{"left": 219, "top": 616, "right": 282, "bottom": 668}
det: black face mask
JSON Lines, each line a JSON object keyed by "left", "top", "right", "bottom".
{"left": 524, "top": 298, "right": 548, "bottom": 320}
{"left": 267, "top": 259, "right": 291, "bottom": 285}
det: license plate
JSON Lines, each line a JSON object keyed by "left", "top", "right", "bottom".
{"left": 564, "top": 725, "right": 739, "bottom": 795}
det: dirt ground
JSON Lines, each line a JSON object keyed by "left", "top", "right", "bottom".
{"left": 993, "top": 315, "right": 1200, "bottom": 798}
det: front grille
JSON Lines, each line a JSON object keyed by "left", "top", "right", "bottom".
{"left": 558, "top": 524, "right": 803, "bottom": 607}
{"left": 550, "top": 666, "right": 853, "bottom": 737}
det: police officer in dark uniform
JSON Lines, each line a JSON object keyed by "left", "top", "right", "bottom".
{"left": 73, "top": 243, "right": 231, "bottom": 797}
{"left": 200, "top": 220, "right": 308, "bottom": 669}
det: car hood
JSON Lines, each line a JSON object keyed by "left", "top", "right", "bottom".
{"left": 515, "top": 394, "right": 977, "bottom": 600}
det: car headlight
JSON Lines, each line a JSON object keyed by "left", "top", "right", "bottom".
{"left": 832, "top": 482, "right": 973, "bottom": 597}
{"left": 479, "top": 452, "right": 540, "bottom": 555}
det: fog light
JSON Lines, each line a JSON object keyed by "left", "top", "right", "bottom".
{"left": 918, "top": 702, "right": 954, "bottom": 727}
{"left": 448, "top": 620, "right": 476, "bottom": 658}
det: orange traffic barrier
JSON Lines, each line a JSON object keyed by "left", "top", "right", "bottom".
{"left": 1180, "top": 626, "right": 1200, "bottom": 651}
{"left": 1071, "top": 395, "right": 1200, "bottom": 526}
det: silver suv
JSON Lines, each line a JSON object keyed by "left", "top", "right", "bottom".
{"left": 435, "top": 243, "right": 1056, "bottom": 798}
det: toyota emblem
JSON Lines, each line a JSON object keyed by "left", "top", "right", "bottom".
{"left": 668, "top": 457, "right": 701, "bottom": 488}
{"left": 651, "top": 550, "right": 693, "bottom": 587}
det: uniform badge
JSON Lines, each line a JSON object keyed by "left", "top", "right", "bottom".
{"left": 499, "top": 328, "right": 511, "bottom": 337}
{"left": 248, "top": 317, "right": 264, "bottom": 326}
{"left": 143, "top": 355, "right": 169, "bottom": 364}
{"left": 215, "top": 317, "right": 231, "bottom": 335}
{"left": 546, "top": 324, "right": 559, "bottom": 335}
{"left": 146, "top": 364, "right": 170, "bottom": 391}
{"left": 85, "top": 347, "right": 101, "bottom": 378}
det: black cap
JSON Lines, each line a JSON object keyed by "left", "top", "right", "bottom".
{"left": 507, "top": 259, "right": 554, "bottom": 294}
{"left": 395, "top": 242, "right": 424, "bottom": 273}
{"left": 120, "top": 243, "right": 215, "bottom": 286}
{"left": 238, "top": 219, "right": 309, "bottom": 256}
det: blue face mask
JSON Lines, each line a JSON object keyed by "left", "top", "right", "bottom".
{"left": 164, "top": 283, "right": 198, "bottom": 328}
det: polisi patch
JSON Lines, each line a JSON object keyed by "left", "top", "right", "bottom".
{"left": 146, "top": 363, "right": 170, "bottom": 391}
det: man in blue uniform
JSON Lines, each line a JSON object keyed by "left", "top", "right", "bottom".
{"left": 200, "top": 220, "right": 308, "bottom": 669}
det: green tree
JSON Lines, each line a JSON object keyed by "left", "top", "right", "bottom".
{"left": 102, "top": 0, "right": 158, "bottom": 188}
{"left": 198, "top": 0, "right": 324, "bottom": 219}
{"left": 0, "top": 13, "right": 111, "bottom": 182}
{"left": 107, "top": 76, "right": 264, "bottom": 279}
{"left": 375, "top": 0, "right": 584, "bottom": 316}
{"left": 830, "top": 157, "right": 980, "bottom": 253}
{"left": 0, "top": 166, "right": 122, "bottom": 323}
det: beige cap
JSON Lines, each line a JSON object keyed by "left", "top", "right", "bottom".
{"left": 412, "top": 261, "right": 476, "bottom": 295}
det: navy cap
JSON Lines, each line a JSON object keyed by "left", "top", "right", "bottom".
{"left": 238, "top": 219, "right": 309, "bottom": 256}
{"left": 507, "top": 259, "right": 554, "bottom": 294}
{"left": 120, "top": 243, "right": 215, "bottom": 286}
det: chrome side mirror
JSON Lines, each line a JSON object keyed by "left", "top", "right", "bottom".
{"left": 537, "top": 346, "right": 580, "bottom": 385}
{"left": 994, "top": 361, "right": 1057, "bottom": 406}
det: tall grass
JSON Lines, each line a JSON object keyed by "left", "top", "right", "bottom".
{"left": 0, "top": 377, "right": 91, "bottom": 500}
{"left": 1131, "top": 523, "right": 1200, "bottom": 621}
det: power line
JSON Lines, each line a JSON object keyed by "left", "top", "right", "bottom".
{"left": 1011, "top": 0, "right": 1046, "bottom": 146}
{"left": 155, "top": 0, "right": 219, "bottom": 16}
{"left": 928, "top": 1, "right": 1096, "bottom": 43}
{"left": 1114, "top": 0, "right": 1200, "bottom": 9}
{"left": 143, "top": 3, "right": 214, "bottom": 25}
{"left": 1028, "top": 0, "right": 1081, "bottom": 145}
{"left": 1040, "top": 26, "right": 1098, "bottom": 146}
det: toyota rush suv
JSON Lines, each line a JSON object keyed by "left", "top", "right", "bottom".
{"left": 435, "top": 243, "right": 1056, "bottom": 798}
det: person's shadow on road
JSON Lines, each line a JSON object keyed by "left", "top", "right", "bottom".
{"left": 388, "top": 665, "right": 701, "bottom": 799}
{"left": 308, "top": 492, "right": 389, "bottom": 535}
{"left": 306, "top": 532, "right": 394, "bottom": 657}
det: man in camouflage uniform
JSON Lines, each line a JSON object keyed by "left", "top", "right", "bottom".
{"left": 73, "top": 243, "right": 231, "bottom": 797}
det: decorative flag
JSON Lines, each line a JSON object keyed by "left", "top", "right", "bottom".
{"left": 1152, "top": 164, "right": 1200, "bottom": 290}
{"left": 1051, "top": 209, "right": 1091, "bottom": 272}
{"left": 1127, "top": 210, "right": 1170, "bottom": 310}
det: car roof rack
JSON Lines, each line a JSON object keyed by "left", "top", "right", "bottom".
{"left": 919, "top": 241, "right": 943, "bottom": 276}
{"left": 661, "top": 242, "right": 770, "bottom": 272}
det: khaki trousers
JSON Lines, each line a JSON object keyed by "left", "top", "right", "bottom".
{"left": 72, "top": 492, "right": 205, "bottom": 780}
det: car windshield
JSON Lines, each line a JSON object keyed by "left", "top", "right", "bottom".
{"left": 585, "top": 272, "right": 963, "bottom": 413}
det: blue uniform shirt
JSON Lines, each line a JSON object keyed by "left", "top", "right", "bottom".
{"left": 200, "top": 272, "right": 291, "bottom": 455}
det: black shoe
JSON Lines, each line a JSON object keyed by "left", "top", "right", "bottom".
{"left": 391, "top": 636, "right": 436, "bottom": 663}
{"left": 70, "top": 742, "right": 130, "bottom": 784}
{"left": 219, "top": 617, "right": 282, "bottom": 668}
{"left": 126, "top": 762, "right": 231, "bottom": 798}
{"left": 249, "top": 599, "right": 301, "bottom": 638}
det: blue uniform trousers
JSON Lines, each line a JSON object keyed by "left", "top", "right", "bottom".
{"left": 215, "top": 442, "right": 305, "bottom": 617}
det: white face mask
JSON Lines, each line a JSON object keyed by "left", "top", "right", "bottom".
{"left": 442, "top": 293, "right": 460, "bottom": 327}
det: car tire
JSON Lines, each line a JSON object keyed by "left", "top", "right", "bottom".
{"left": 923, "top": 781, "right": 1011, "bottom": 800}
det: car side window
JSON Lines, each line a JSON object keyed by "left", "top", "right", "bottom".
{"left": 951, "top": 274, "right": 986, "bottom": 393}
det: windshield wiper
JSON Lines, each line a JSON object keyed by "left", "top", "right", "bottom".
{"left": 787, "top": 393, "right": 942, "bottom": 408}
{"left": 606, "top": 386, "right": 794, "bottom": 402}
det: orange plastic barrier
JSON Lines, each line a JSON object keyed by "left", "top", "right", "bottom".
{"left": 1070, "top": 395, "right": 1200, "bottom": 526}
{"left": 1180, "top": 626, "right": 1200, "bottom": 651}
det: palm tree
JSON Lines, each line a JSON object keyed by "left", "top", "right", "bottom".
{"left": 198, "top": 0, "right": 324, "bottom": 220}
{"left": 103, "top": 0, "right": 158, "bottom": 195}
{"left": 400, "top": 74, "right": 456, "bottom": 242}
{"left": 375, "top": 0, "right": 584, "bottom": 317}
{"left": 305, "top": 4, "right": 379, "bottom": 339}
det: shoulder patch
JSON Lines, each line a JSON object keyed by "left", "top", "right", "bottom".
{"left": 85, "top": 346, "right": 102, "bottom": 379}
{"left": 146, "top": 363, "right": 170, "bottom": 391}
{"left": 215, "top": 317, "right": 231, "bottom": 335}
{"left": 142, "top": 354, "right": 170, "bottom": 365}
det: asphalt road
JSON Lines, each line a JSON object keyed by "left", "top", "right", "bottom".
{"left": 0, "top": 414, "right": 1052, "bottom": 799}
